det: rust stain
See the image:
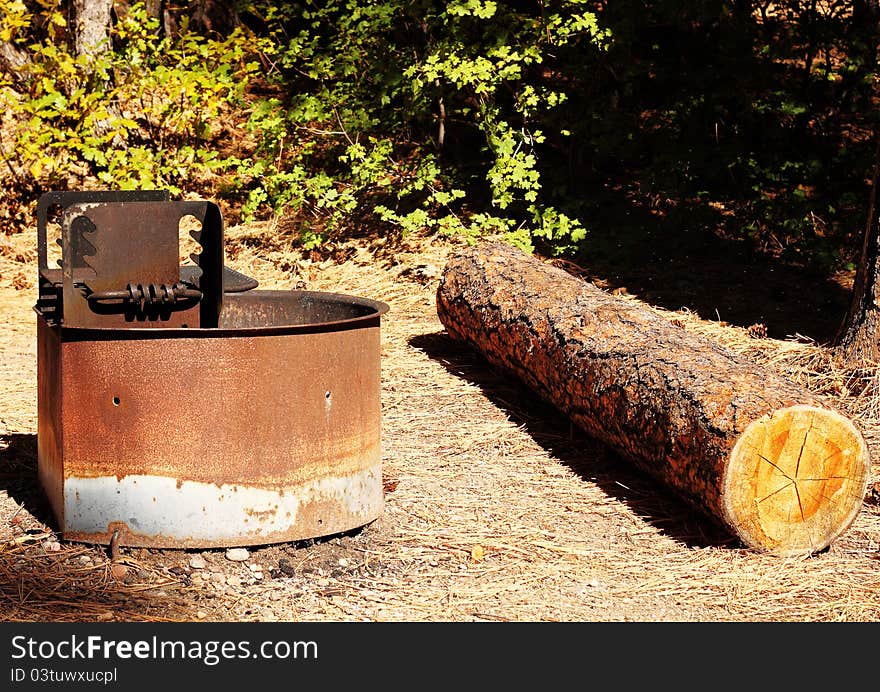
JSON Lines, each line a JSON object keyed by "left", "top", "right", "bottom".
{"left": 38, "top": 250, "right": 388, "bottom": 547}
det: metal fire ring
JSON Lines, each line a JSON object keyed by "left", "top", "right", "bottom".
{"left": 35, "top": 191, "right": 389, "bottom": 548}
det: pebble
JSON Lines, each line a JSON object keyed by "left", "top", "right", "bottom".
{"left": 43, "top": 540, "right": 62, "bottom": 552}
{"left": 248, "top": 563, "right": 263, "bottom": 572}
{"left": 212, "top": 572, "right": 227, "bottom": 584}
{"left": 226, "top": 575, "right": 242, "bottom": 587}
{"left": 337, "top": 558, "right": 349, "bottom": 568}
{"left": 109, "top": 564, "right": 129, "bottom": 580}
{"left": 225, "top": 548, "right": 249, "bottom": 562}
{"left": 195, "top": 611, "right": 207, "bottom": 620}
{"left": 189, "top": 555, "right": 207, "bottom": 570}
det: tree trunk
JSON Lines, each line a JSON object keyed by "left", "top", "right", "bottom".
{"left": 836, "top": 136, "right": 880, "bottom": 365}
{"left": 0, "top": 40, "right": 29, "bottom": 73}
{"left": 0, "top": 39, "right": 30, "bottom": 90}
{"left": 190, "top": 0, "right": 239, "bottom": 35}
{"left": 436, "top": 241, "right": 870, "bottom": 556}
{"left": 73, "top": 0, "right": 114, "bottom": 59}
{"left": 144, "top": 0, "right": 174, "bottom": 38}
{"left": 836, "top": 3, "right": 880, "bottom": 363}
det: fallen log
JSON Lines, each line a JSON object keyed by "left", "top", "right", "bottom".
{"left": 436, "top": 241, "right": 871, "bottom": 556}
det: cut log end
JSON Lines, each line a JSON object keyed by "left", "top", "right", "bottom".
{"left": 724, "top": 405, "right": 871, "bottom": 556}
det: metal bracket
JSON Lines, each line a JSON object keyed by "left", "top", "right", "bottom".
{"left": 36, "top": 190, "right": 170, "bottom": 325}
{"left": 60, "top": 200, "right": 224, "bottom": 328}
{"left": 34, "top": 191, "right": 258, "bottom": 329}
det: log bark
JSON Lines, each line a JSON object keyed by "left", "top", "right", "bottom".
{"left": 436, "top": 241, "right": 871, "bottom": 556}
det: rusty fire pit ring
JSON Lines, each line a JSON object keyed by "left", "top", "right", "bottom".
{"left": 35, "top": 192, "right": 390, "bottom": 549}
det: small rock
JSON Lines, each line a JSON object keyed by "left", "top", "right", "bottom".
{"left": 212, "top": 572, "right": 227, "bottom": 584}
{"left": 248, "top": 563, "right": 263, "bottom": 572}
{"left": 195, "top": 611, "right": 207, "bottom": 620}
{"left": 43, "top": 540, "right": 62, "bottom": 552}
{"left": 110, "top": 564, "right": 129, "bottom": 580}
{"left": 278, "top": 558, "right": 296, "bottom": 576}
{"left": 225, "top": 548, "right": 249, "bottom": 562}
{"left": 337, "top": 558, "right": 349, "bottom": 568}
{"left": 96, "top": 612, "right": 114, "bottom": 622}
{"left": 226, "top": 575, "right": 242, "bottom": 587}
{"left": 189, "top": 555, "right": 207, "bottom": 570}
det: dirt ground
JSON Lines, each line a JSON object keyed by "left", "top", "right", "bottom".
{"left": 2, "top": 217, "right": 880, "bottom": 623}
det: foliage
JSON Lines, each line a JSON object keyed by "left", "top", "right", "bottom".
{"left": 0, "top": 1, "right": 877, "bottom": 266}
{"left": 0, "top": 2, "right": 260, "bottom": 196}
{"left": 230, "top": 0, "right": 606, "bottom": 252}
{"left": 575, "top": 1, "right": 878, "bottom": 270}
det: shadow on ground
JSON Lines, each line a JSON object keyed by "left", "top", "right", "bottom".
{"left": 0, "top": 433, "right": 193, "bottom": 622}
{"left": 571, "top": 206, "right": 853, "bottom": 344}
{"left": 409, "top": 331, "right": 739, "bottom": 551}
{"left": 0, "top": 433, "right": 54, "bottom": 530}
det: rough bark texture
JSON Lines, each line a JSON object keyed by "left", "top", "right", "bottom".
{"left": 836, "top": 137, "right": 880, "bottom": 365}
{"left": 143, "top": 0, "right": 174, "bottom": 38}
{"left": 190, "top": 0, "right": 239, "bottom": 35}
{"left": 437, "top": 242, "right": 871, "bottom": 556}
{"left": 0, "top": 40, "right": 29, "bottom": 76}
{"left": 73, "top": 0, "right": 114, "bottom": 59}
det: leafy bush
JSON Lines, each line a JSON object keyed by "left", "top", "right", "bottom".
{"left": 0, "top": 2, "right": 261, "bottom": 200}
{"left": 231, "top": 0, "right": 608, "bottom": 253}
{"left": 0, "top": 1, "right": 876, "bottom": 268}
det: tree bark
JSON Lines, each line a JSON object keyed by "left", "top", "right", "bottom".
{"left": 144, "top": 0, "right": 172, "bottom": 37}
{"left": 835, "top": 3, "right": 880, "bottom": 364}
{"left": 0, "top": 39, "right": 29, "bottom": 73}
{"left": 436, "top": 241, "right": 870, "bottom": 556}
{"left": 73, "top": 0, "right": 114, "bottom": 59}
{"left": 0, "top": 39, "right": 30, "bottom": 91}
{"left": 190, "top": 0, "right": 239, "bottom": 35}
{"left": 836, "top": 136, "right": 880, "bottom": 365}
